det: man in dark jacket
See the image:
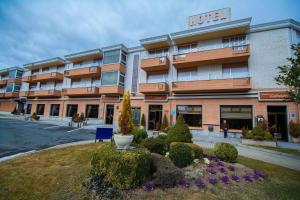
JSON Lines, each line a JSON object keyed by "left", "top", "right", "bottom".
{"left": 221, "top": 120, "right": 229, "bottom": 138}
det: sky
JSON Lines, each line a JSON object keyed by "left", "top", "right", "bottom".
{"left": 0, "top": 0, "right": 299, "bottom": 69}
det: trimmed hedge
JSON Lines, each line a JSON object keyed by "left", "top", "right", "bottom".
{"left": 132, "top": 128, "right": 148, "bottom": 144}
{"left": 141, "top": 137, "right": 168, "bottom": 155}
{"left": 91, "top": 144, "right": 151, "bottom": 190}
{"left": 169, "top": 143, "right": 193, "bottom": 168}
{"left": 167, "top": 114, "right": 192, "bottom": 143}
{"left": 214, "top": 142, "right": 238, "bottom": 163}
{"left": 170, "top": 142, "right": 203, "bottom": 159}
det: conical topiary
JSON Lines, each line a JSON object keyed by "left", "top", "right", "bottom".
{"left": 118, "top": 91, "right": 133, "bottom": 134}
{"left": 167, "top": 114, "right": 192, "bottom": 143}
{"left": 140, "top": 113, "right": 146, "bottom": 128}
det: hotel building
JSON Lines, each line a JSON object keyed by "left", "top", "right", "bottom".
{"left": 0, "top": 9, "right": 299, "bottom": 142}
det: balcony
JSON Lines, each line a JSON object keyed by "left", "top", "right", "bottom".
{"left": 0, "top": 80, "right": 7, "bottom": 86}
{"left": 63, "top": 87, "right": 99, "bottom": 97}
{"left": 173, "top": 45, "right": 250, "bottom": 69}
{"left": 7, "top": 78, "right": 22, "bottom": 84}
{"left": 19, "top": 90, "right": 62, "bottom": 98}
{"left": 140, "top": 56, "right": 169, "bottom": 72}
{"left": 172, "top": 77, "right": 251, "bottom": 93}
{"left": 64, "top": 66, "right": 101, "bottom": 79}
{"left": 98, "top": 85, "right": 124, "bottom": 95}
{"left": 139, "top": 83, "right": 169, "bottom": 94}
{"left": 101, "top": 63, "right": 126, "bottom": 74}
{"left": 22, "top": 72, "right": 64, "bottom": 83}
{"left": 4, "top": 92, "right": 19, "bottom": 98}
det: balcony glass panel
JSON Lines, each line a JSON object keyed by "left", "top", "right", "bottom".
{"left": 101, "top": 71, "right": 118, "bottom": 86}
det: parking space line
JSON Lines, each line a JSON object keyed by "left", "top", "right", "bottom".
{"left": 43, "top": 126, "right": 61, "bottom": 129}
{"left": 67, "top": 128, "right": 82, "bottom": 133}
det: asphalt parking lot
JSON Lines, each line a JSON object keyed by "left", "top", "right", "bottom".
{"left": 0, "top": 118, "right": 95, "bottom": 158}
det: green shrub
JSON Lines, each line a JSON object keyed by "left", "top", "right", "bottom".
{"left": 245, "top": 131, "right": 253, "bottom": 139}
{"left": 171, "top": 142, "right": 203, "bottom": 159}
{"left": 167, "top": 114, "right": 192, "bottom": 143}
{"left": 264, "top": 131, "right": 273, "bottom": 141}
{"left": 289, "top": 120, "right": 300, "bottom": 138}
{"left": 150, "top": 153, "right": 182, "bottom": 189}
{"left": 169, "top": 143, "right": 193, "bottom": 168}
{"left": 251, "top": 126, "right": 265, "bottom": 141}
{"left": 156, "top": 134, "right": 170, "bottom": 150}
{"left": 141, "top": 137, "right": 168, "bottom": 155}
{"left": 91, "top": 144, "right": 151, "bottom": 190}
{"left": 160, "top": 115, "right": 169, "bottom": 133}
{"left": 132, "top": 128, "right": 148, "bottom": 144}
{"left": 30, "top": 112, "right": 40, "bottom": 120}
{"left": 241, "top": 127, "right": 248, "bottom": 138}
{"left": 214, "top": 142, "right": 238, "bottom": 163}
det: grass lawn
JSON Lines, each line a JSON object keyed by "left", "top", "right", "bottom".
{"left": 247, "top": 144, "right": 300, "bottom": 156}
{"left": 1, "top": 144, "right": 300, "bottom": 200}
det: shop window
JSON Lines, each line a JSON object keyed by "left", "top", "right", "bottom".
{"left": 220, "top": 105, "right": 253, "bottom": 130}
{"left": 50, "top": 104, "right": 60, "bottom": 116}
{"left": 85, "top": 104, "right": 99, "bottom": 118}
{"left": 66, "top": 104, "right": 78, "bottom": 117}
{"left": 176, "top": 105, "right": 202, "bottom": 127}
{"left": 36, "top": 104, "right": 45, "bottom": 115}
{"left": 26, "top": 104, "right": 32, "bottom": 114}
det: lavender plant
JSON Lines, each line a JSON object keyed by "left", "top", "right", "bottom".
{"left": 231, "top": 174, "right": 240, "bottom": 182}
{"left": 194, "top": 178, "right": 205, "bottom": 188}
{"left": 208, "top": 176, "right": 218, "bottom": 185}
{"left": 143, "top": 182, "right": 154, "bottom": 191}
{"left": 220, "top": 175, "right": 230, "bottom": 184}
{"left": 178, "top": 179, "right": 190, "bottom": 188}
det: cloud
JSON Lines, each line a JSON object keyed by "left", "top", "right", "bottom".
{"left": 0, "top": 0, "right": 299, "bottom": 69}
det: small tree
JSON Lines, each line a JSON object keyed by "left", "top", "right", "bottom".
{"left": 118, "top": 91, "right": 133, "bottom": 134}
{"left": 275, "top": 44, "right": 300, "bottom": 123}
{"left": 167, "top": 114, "right": 192, "bottom": 143}
{"left": 160, "top": 114, "right": 169, "bottom": 133}
{"left": 140, "top": 113, "right": 146, "bottom": 128}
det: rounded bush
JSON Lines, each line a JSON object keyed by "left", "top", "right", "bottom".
{"left": 167, "top": 115, "right": 192, "bottom": 143}
{"left": 251, "top": 126, "right": 265, "bottom": 141}
{"left": 214, "top": 142, "right": 238, "bottom": 163}
{"left": 264, "top": 132, "right": 273, "bottom": 141}
{"left": 132, "top": 128, "right": 148, "bottom": 144}
{"left": 91, "top": 144, "right": 151, "bottom": 190}
{"left": 169, "top": 143, "right": 193, "bottom": 168}
{"left": 141, "top": 137, "right": 168, "bottom": 155}
{"left": 171, "top": 142, "right": 203, "bottom": 159}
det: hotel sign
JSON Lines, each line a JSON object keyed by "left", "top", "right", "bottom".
{"left": 187, "top": 8, "right": 231, "bottom": 28}
{"left": 259, "top": 91, "right": 288, "bottom": 101}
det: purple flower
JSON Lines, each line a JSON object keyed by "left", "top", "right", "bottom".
{"left": 243, "top": 175, "right": 252, "bottom": 182}
{"left": 207, "top": 168, "right": 217, "bottom": 175}
{"left": 252, "top": 173, "right": 260, "bottom": 180}
{"left": 178, "top": 179, "right": 190, "bottom": 188}
{"left": 253, "top": 169, "right": 265, "bottom": 178}
{"left": 220, "top": 175, "right": 229, "bottom": 184}
{"left": 194, "top": 178, "right": 205, "bottom": 188}
{"left": 217, "top": 161, "right": 224, "bottom": 167}
{"left": 143, "top": 182, "right": 154, "bottom": 191}
{"left": 208, "top": 176, "right": 218, "bottom": 184}
{"left": 219, "top": 167, "right": 227, "bottom": 174}
{"left": 231, "top": 174, "right": 240, "bottom": 182}
{"left": 228, "top": 165, "right": 235, "bottom": 171}
{"left": 208, "top": 163, "right": 214, "bottom": 167}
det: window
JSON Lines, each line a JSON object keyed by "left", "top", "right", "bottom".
{"left": 66, "top": 104, "right": 78, "bottom": 117}
{"left": 119, "top": 73, "right": 125, "bottom": 86}
{"left": 132, "top": 107, "right": 141, "bottom": 127}
{"left": 6, "top": 83, "right": 14, "bottom": 92}
{"left": 148, "top": 48, "right": 169, "bottom": 58}
{"left": 50, "top": 104, "right": 60, "bottom": 116}
{"left": 223, "top": 35, "right": 247, "bottom": 51}
{"left": 222, "top": 63, "right": 248, "bottom": 78}
{"left": 177, "top": 69, "right": 198, "bottom": 81}
{"left": 8, "top": 70, "right": 16, "bottom": 78}
{"left": 177, "top": 43, "right": 197, "bottom": 54}
{"left": 85, "top": 104, "right": 99, "bottom": 118}
{"left": 176, "top": 105, "right": 202, "bottom": 127}
{"left": 36, "top": 104, "right": 45, "bottom": 115}
{"left": 14, "top": 85, "right": 21, "bottom": 92}
{"left": 16, "top": 70, "right": 23, "bottom": 78}
{"left": 296, "top": 31, "right": 300, "bottom": 44}
{"left": 42, "top": 67, "right": 49, "bottom": 72}
{"left": 26, "top": 104, "right": 32, "bottom": 114}
{"left": 147, "top": 73, "right": 167, "bottom": 83}
{"left": 220, "top": 105, "right": 253, "bottom": 130}
{"left": 103, "top": 49, "right": 120, "bottom": 64}
{"left": 101, "top": 71, "right": 118, "bottom": 86}
{"left": 121, "top": 50, "right": 127, "bottom": 64}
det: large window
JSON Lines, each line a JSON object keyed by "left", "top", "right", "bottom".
{"left": 50, "top": 104, "right": 60, "bottom": 116}
{"left": 66, "top": 104, "right": 78, "bottom": 117}
{"left": 176, "top": 105, "right": 202, "bottom": 127}
{"left": 26, "top": 104, "right": 32, "bottom": 114}
{"left": 222, "top": 63, "right": 249, "bottom": 78}
{"left": 5, "top": 83, "right": 14, "bottom": 92}
{"left": 147, "top": 73, "right": 167, "bottom": 83}
{"left": 85, "top": 104, "right": 99, "bottom": 118}
{"left": 220, "top": 105, "right": 253, "bottom": 130}
{"left": 223, "top": 35, "right": 247, "bottom": 51}
{"left": 14, "top": 84, "right": 21, "bottom": 92}
{"left": 177, "top": 69, "right": 198, "bottom": 81}
{"left": 103, "top": 49, "right": 120, "bottom": 64}
{"left": 36, "top": 104, "right": 45, "bottom": 115}
{"left": 101, "top": 71, "right": 119, "bottom": 86}
{"left": 16, "top": 70, "right": 23, "bottom": 78}
{"left": 132, "top": 107, "right": 141, "bottom": 127}
{"left": 148, "top": 48, "right": 169, "bottom": 58}
{"left": 177, "top": 43, "right": 197, "bottom": 54}
{"left": 8, "top": 70, "right": 16, "bottom": 78}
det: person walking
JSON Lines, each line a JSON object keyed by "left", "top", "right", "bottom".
{"left": 221, "top": 120, "right": 229, "bottom": 138}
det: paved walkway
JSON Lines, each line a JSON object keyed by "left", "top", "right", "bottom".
{"left": 193, "top": 136, "right": 300, "bottom": 171}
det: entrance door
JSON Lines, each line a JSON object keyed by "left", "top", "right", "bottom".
{"left": 148, "top": 105, "right": 162, "bottom": 130}
{"left": 105, "top": 104, "right": 114, "bottom": 124}
{"left": 267, "top": 106, "right": 288, "bottom": 141}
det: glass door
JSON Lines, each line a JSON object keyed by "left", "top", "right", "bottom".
{"left": 105, "top": 104, "right": 114, "bottom": 125}
{"left": 148, "top": 105, "right": 162, "bottom": 130}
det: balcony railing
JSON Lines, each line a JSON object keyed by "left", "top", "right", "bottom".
{"left": 140, "top": 56, "right": 169, "bottom": 72}
{"left": 139, "top": 82, "right": 169, "bottom": 94}
{"left": 64, "top": 66, "right": 101, "bottom": 78}
{"left": 71, "top": 61, "right": 101, "bottom": 69}
{"left": 62, "top": 87, "right": 99, "bottom": 97}
{"left": 22, "top": 72, "right": 64, "bottom": 82}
